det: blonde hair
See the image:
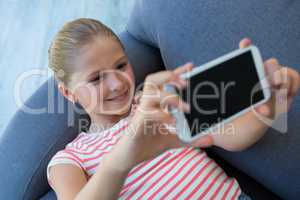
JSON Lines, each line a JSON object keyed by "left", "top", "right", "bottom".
{"left": 48, "top": 18, "right": 123, "bottom": 86}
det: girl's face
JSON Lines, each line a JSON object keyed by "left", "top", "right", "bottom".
{"left": 69, "top": 38, "right": 135, "bottom": 116}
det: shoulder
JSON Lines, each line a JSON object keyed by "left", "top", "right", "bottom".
{"left": 46, "top": 133, "right": 91, "bottom": 183}
{"left": 48, "top": 164, "right": 88, "bottom": 199}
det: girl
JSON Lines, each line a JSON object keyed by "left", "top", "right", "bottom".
{"left": 47, "top": 18, "right": 300, "bottom": 200}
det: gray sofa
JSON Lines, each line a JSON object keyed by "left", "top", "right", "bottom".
{"left": 1, "top": 0, "right": 300, "bottom": 199}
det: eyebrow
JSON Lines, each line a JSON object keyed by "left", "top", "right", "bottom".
{"left": 86, "top": 55, "right": 127, "bottom": 80}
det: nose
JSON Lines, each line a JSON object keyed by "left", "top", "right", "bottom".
{"left": 106, "top": 72, "right": 124, "bottom": 92}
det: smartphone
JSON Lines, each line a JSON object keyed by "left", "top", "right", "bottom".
{"left": 165, "top": 45, "right": 271, "bottom": 143}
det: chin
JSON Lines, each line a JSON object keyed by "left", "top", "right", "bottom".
{"left": 114, "top": 105, "right": 131, "bottom": 115}
{"left": 98, "top": 102, "right": 132, "bottom": 116}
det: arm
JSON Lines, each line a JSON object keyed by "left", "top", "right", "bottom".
{"left": 49, "top": 123, "right": 142, "bottom": 200}
{"left": 48, "top": 129, "right": 139, "bottom": 200}
{"left": 74, "top": 121, "right": 145, "bottom": 200}
{"left": 49, "top": 163, "right": 132, "bottom": 200}
{"left": 192, "top": 38, "right": 300, "bottom": 151}
{"left": 74, "top": 154, "right": 133, "bottom": 200}
{"left": 210, "top": 107, "right": 269, "bottom": 151}
{"left": 49, "top": 165, "right": 87, "bottom": 200}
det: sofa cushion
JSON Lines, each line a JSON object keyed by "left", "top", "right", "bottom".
{"left": 0, "top": 30, "right": 164, "bottom": 200}
{"left": 0, "top": 77, "right": 89, "bottom": 200}
{"left": 126, "top": 0, "right": 300, "bottom": 199}
{"left": 40, "top": 190, "right": 56, "bottom": 200}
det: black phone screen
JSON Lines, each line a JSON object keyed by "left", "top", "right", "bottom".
{"left": 180, "top": 50, "right": 265, "bottom": 136}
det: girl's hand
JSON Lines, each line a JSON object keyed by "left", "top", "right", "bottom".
{"left": 137, "top": 63, "right": 192, "bottom": 125}
{"left": 126, "top": 63, "right": 193, "bottom": 163}
{"left": 239, "top": 38, "right": 300, "bottom": 119}
{"left": 107, "top": 63, "right": 194, "bottom": 171}
{"left": 194, "top": 38, "right": 300, "bottom": 151}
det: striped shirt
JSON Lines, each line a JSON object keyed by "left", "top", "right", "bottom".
{"left": 47, "top": 106, "right": 241, "bottom": 199}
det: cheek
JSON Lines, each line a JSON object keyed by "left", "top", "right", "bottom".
{"left": 75, "top": 84, "right": 108, "bottom": 109}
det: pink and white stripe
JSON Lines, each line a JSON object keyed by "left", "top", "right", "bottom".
{"left": 47, "top": 111, "right": 241, "bottom": 199}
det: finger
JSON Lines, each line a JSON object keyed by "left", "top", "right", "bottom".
{"left": 270, "top": 66, "right": 300, "bottom": 97}
{"left": 144, "top": 63, "right": 193, "bottom": 92}
{"left": 280, "top": 69, "right": 291, "bottom": 95}
{"left": 271, "top": 69, "right": 290, "bottom": 113}
{"left": 286, "top": 68, "right": 300, "bottom": 96}
{"left": 150, "top": 110, "right": 176, "bottom": 124}
{"left": 273, "top": 69, "right": 283, "bottom": 87}
{"left": 146, "top": 62, "right": 193, "bottom": 87}
{"left": 145, "top": 71, "right": 176, "bottom": 87}
{"left": 173, "top": 62, "right": 194, "bottom": 75}
{"left": 166, "top": 75, "right": 189, "bottom": 90}
{"left": 264, "top": 58, "right": 281, "bottom": 88}
{"left": 239, "top": 38, "right": 252, "bottom": 49}
{"left": 160, "top": 91, "right": 190, "bottom": 113}
{"left": 167, "top": 80, "right": 187, "bottom": 90}
{"left": 143, "top": 71, "right": 175, "bottom": 95}
{"left": 273, "top": 68, "right": 290, "bottom": 92}
{"left": 254, "top": 104, "right": 271, "bottom": 117}
{"left": 168, "top": 62, "right": 194, "bottom": 89}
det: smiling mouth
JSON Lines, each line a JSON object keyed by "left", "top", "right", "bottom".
{"left": 106, "top": 89, "right": 129, "bottom": 101}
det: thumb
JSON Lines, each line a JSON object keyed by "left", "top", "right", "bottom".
{"left": 254, "top": 104, "right": 272, "bottom": 118}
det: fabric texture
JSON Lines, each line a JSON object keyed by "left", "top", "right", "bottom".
{"left": 126, "top": 0, "right": 300, "bottom": 199}
{"left": 39, "top": 190, "right": 56, "bottom": 200}
{"left": 47, "top": 104, "right": 242, "bottom": 199}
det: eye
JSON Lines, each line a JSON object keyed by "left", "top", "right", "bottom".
{"left": 90, "top": 74, "right": 104, "bottom": 83}
{"left": 116, "top": 62, "right": 128, "bottom": 70}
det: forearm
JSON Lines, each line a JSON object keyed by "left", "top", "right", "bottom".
{"left": 212, "top": 111, "right": 269, "bottom": 151}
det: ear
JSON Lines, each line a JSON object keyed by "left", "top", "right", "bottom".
{"left": 58, "top": 82, "right": 77, "bottom": 104}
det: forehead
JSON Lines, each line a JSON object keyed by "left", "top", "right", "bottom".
{"left": 72, "top": 38, "right": 125, "bottom": 78}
